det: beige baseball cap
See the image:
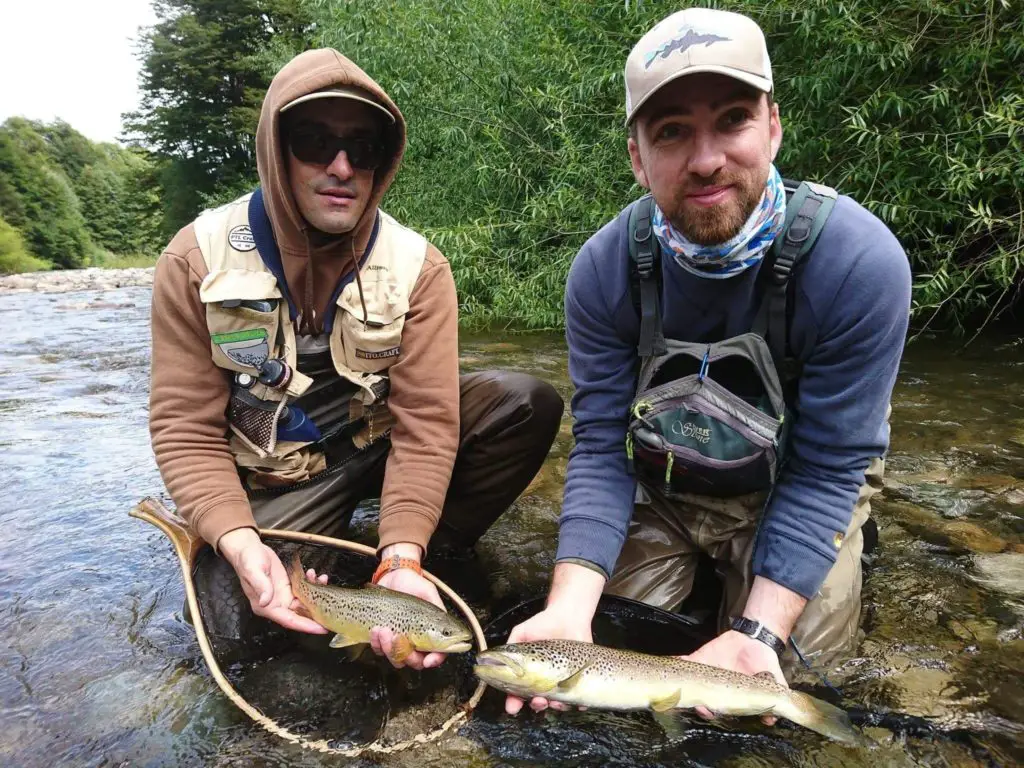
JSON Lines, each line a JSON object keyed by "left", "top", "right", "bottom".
{"left": 624, "top": 8, "right": 772, "bottom": 125}
{"left": 280, "top": 85, "right": 395, "bottom": 124}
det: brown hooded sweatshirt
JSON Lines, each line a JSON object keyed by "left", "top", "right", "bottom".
{"left": 148, "top": 49, "right": 460, "bottom": 554}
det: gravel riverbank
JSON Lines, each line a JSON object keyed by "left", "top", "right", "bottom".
{"left": 0, "top": 267, "right": 154, "bottom": 294}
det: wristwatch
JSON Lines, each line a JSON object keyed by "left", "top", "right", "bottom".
{"left": 730, "top": 617, "right": 787, "bottom": 656}
{"left": 372, "top": 554, "right": 423, "bottom": 584}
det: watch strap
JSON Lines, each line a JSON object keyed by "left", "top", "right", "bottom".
{"left": 730, "top": 616, "right": 787, "bottom": 655}
{"left": 372, "top": 554, "right": 423, "bottom": 584}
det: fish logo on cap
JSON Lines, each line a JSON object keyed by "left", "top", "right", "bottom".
{"left": 644, "top": 29, "right": 731, "bottom": 69}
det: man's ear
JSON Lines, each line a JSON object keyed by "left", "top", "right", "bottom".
{"left": 628, "top": 135, "right": 650, "bottom": 189}
{"left": 768, "top": 101, "right": 782, "bottom": 161}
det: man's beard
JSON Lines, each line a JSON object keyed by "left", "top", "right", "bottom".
{"left": 658, "top": 169, "right": 766, "bottom": 246}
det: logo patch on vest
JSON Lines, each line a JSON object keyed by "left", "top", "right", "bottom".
{"left": 355, "top": 346, "right": 401, "bottom": 360}
{"left": 228, "top": 225, "right": 257, "bottom": 252}
{"left": 212, "top": 328, "right": 269, "bottom": 368}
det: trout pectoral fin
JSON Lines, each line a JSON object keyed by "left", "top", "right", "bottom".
{"left": 329, "top": 632, "right": 362, "bottom": 649}
{"left": 556, "top": 663, "right": 592, "bottom": 692}
{"left": 650, "top": 689, "right": 682, "bottom": 712}
{"left": 391, "top": 634, "right": 414, "bottom": 663}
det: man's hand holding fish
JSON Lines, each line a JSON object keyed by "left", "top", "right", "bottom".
{"left": 369, "top": 542, "right": 450, "bottom": 670}
{"left": 504, "top": 561, "right": 598, "bottom": 715}
{"left": 219, "top": 527, "right": 329, "bottom": 636}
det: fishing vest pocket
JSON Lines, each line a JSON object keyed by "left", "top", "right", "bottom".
{"left": 200, "top": 269, "right": 283, "bottom": 374}
{"left": 227, "top": 385, "right": 288, "bottom": 457}
{"left": 627, "top": 333, "right": 788, "bottom": 498}
{"left": 335, "top": 278, "right": 409, "bottom": 373}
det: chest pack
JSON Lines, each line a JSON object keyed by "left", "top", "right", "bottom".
{"left": 625, "top": 180, "right": 837, "bottom": 497}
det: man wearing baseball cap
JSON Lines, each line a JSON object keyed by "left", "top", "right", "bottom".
{"left": 506, "top": 8, "right": 910, "bottom": 719}
{"left": 149, "top": 48, "right": 562, "bottom": 670}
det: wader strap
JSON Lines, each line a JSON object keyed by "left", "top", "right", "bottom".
{"left": 753, "top": 181, "right": 837, "bottom": 373}
{"left": 628, "top": 196, "right": 667, "bottom": 358}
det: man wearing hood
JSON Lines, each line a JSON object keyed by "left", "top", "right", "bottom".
{"left": 149, "top": 49, "right": 562, "bottom": 669}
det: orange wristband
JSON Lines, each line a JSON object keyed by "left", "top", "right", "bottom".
{"left": 372, "top": 554, "right": 423, "bottom": 584}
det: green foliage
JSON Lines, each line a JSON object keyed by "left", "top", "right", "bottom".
{"left": 305, "top": 0, "right": 1022, "bottom": 331}
{"left": 0, "top": 118, "right": 164, "bottom": 272}
{"left": 0, "top": 215, "right": 49, "bottom": 275}
{"left": 125, "top": 0, "right": 315, "bottom": 233}
{"left": 0, "top": 118, "right": 96, "bottom": 268}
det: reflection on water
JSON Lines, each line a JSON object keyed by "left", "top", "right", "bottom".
{"left": 0, "top": 287, "right": 1021, "bottom": 766}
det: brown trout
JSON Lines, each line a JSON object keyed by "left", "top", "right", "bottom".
{"left": 474, "top": 640, "right": 866, "bottom": 745}
{"left": 287, "top": 554, "right": 473, "bottom": 662}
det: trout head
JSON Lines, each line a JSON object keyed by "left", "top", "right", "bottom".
{"left": 409, "top": 613, "right": 473, "bottom": 654}
{"left": 473, "top": 643, "right": 572, "bottom": 698}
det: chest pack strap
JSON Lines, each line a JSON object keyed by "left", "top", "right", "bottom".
{"left": 751, "top": 181, "right": 837, "bottom": 373}
{"left": 628, "top": 181, "right": 837, "bottom": 369}
{"left": 628, "top": 195, "right": 667, "bottom": 357}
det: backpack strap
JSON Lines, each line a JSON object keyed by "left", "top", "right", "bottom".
{"left": 628, "top": 195, "right": 667, "bottom": 357}
{"left": 752, "top": 181, "right": 838, "bottom": 374}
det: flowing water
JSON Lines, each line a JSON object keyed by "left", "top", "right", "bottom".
{"left": 1, "top": 286, "right": 1022, "bottom": 767}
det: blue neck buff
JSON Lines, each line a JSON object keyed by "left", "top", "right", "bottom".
{"left": 652, "top": 164, "right": 787, "bottom": 280}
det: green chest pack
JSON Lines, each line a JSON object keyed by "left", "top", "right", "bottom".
{"left": 625, "top": 180, "right": 837, "bottom": 497}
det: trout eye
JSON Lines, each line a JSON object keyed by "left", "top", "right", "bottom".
{"left": 442, "top": 629, "right": 452, "bottom": 636}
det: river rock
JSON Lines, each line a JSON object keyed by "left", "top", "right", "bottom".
{"left": 1004, "top": 488, "right": 1024, "bottom": 506}
{"left": 942, "top": 521, "right": 1008, "bottom": 554}
{"left": 952, "top": 473, "right": 1019, "bottom": 495}
{"left": 972, "top": 552, "right": 1024, "bottom": 597}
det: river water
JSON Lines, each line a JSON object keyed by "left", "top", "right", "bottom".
{"left": 1, "top": 286, "right": 1021, "bottom": 767}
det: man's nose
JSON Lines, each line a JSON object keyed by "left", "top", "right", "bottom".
{"left": 325, "top": 149, "right": 355, "bottom": 180}
{"left": 687, "top": 130, "right": 726, "bottom": 178}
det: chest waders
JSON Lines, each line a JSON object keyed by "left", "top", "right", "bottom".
{"left": 625, "top": 180, "right": 837, "bottom": 498}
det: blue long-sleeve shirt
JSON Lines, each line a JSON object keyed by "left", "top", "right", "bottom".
{"left": 556, "top": 194, "right": 911, "bottom": 599}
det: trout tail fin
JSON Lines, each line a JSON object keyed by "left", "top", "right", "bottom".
{"left": 776, "top": 690, "right": 871, "bottom": 747}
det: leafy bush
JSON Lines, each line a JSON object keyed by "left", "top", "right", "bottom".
{"left": 302, "top": 0, "right": 1022, "bottom": 331}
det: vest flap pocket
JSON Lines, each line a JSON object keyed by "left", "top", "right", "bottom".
{"left": 337, "top": 279, "right": 411, "bottom": 326}
{"left": 200, "top": 269, "right": 282, "bottom": 303}
{"left": 336, "top": 279, "right": 409, "bottom": 372}
{"left": 202, "top": 270, "right": 283, "bottom": 373}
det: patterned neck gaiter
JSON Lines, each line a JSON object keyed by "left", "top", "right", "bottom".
{"left": 652, "top": 164, "right": 787, "bottom": 280}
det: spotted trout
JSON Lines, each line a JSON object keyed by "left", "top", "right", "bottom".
{"left": 474, "top": 640, "right": 866, "bottom": 745}
{"left": 287, "top": 554, "right": 473, "bottom": 662}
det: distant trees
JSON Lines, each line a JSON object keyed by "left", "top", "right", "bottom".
{"left": 0, "top": 118, "right": 163, "bottom": 273}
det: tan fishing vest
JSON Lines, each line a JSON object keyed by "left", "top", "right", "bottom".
{"left": 192, "top": 193, "right": 427, "bottom": 487}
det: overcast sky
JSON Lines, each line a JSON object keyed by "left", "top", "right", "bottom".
{"left": 0, "top": 0, "right": 158, "bottom": 144}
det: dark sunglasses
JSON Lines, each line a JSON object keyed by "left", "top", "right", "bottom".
{"left": 286, "top": 125, "right": 386, "bottom": 170}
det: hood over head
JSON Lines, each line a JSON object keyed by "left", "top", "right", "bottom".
{"left": 255, "top": 48, "right": 405, "bottom": 270}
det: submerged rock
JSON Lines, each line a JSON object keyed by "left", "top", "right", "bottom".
{"left": 973, "top": 552, "right": 1024, "bottom": 598}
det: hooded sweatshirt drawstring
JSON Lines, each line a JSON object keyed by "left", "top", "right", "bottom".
{"left": 300, "top": 233, "right": 318, "bottom": 336}
{"left": 350, "top": 239, "right": 369, "bottom": 326}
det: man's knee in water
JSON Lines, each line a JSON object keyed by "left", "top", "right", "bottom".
{"left": 492, "top": 370, "right": 565, "bottom": 431}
